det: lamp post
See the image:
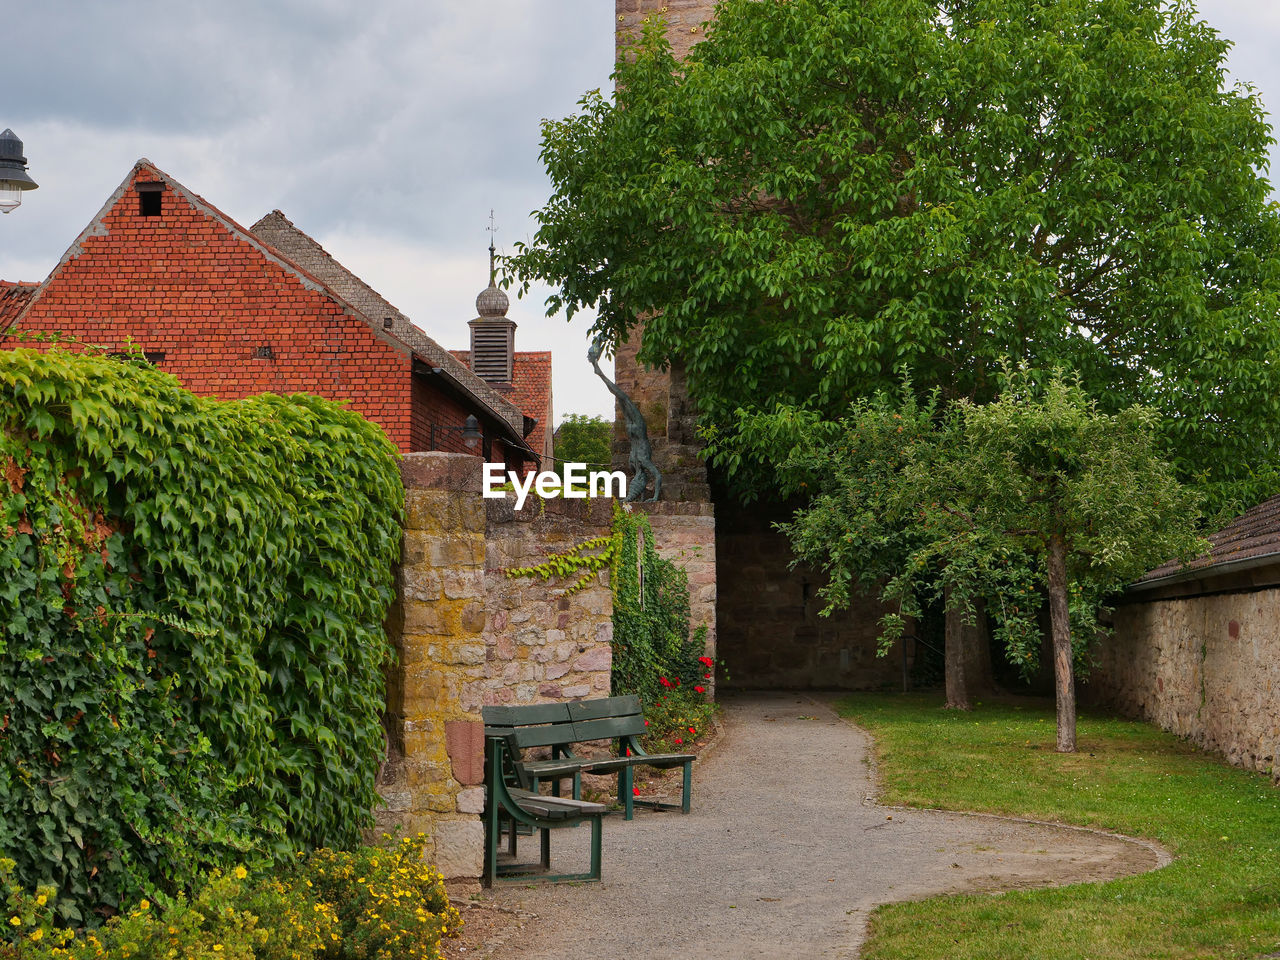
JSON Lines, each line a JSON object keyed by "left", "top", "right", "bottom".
{"left": 0, "top": 129, "right": 38, "bottom": 215}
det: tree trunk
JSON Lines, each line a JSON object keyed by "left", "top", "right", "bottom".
{"left": 1046, "top": 533, "right": 1076, "bottom": 752}
{"left": 943, "top": 585, "right": 970, "bottom": 711}
{"left": 962, "top": 598, "right": 996, "bottom": 699}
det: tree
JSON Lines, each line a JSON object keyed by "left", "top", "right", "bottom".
{"left": 512, "top": 0, "right": 1280, "bottom": 514}
{"left": 553, "top": 413, "right": 613, "bottom": 480}
{"left": 778, "top": 367, "right": 1207, "bottom": 750}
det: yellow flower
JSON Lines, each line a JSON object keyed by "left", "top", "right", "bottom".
{"left": 9, "top": 916, "right": 20, "bottom": 926}
{"left": 138, "top": 899, "right": 150, "bottom": 911}
{"left": 35, "top": 894, "right": 47, "bottom": 906}
{"left": 233, "top": 865, "right": 248, "bottom": 880}
{"left": 29, "top": 928, "right": 43, "bottom": 941}
{"left": 213, "top": 945, "right": 223, "bottom": 952}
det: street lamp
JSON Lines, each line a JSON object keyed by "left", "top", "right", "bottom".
{"left": 430, "top": 414, "right": 483, "bottom": 451}
{"left": 0, "top": 129, "right": 38, "bottom": 215}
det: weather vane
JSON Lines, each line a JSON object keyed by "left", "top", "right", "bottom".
{"left": 486, "top": 209, "right": 499, "bottom": 280}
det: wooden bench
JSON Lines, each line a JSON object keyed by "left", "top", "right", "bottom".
{"left": 482, "top": 694, "right": 695, "bottom": 821}
{"left": 483, "top": 734, "right": 605, "bottom": 885}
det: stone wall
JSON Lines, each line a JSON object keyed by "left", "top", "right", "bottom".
{"left": 611, "top": 1, "right": 718, "bottom": 504}
{"left": 716, "top": 501, "right": 906, "bottom": 690}
{"left": 636, "top": 501, "right": 718, "bottom": 692}
{"left": 376, "top": 454, "right": 614, "bottom": 879}
{"left": 1089, "top": 585, "right": 1280, "bottom": 782}
{"left": 481, "top": 497, "right": 616, "bottom": 705}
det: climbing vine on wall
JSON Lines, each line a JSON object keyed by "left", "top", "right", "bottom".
{"left": 506, "top": 504, "right": 704, "bottom": 704}
{"left": 0, "top": 347, "right": 404, "bottom": 923}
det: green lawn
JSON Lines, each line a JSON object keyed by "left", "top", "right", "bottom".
{"left": 838, "top": 694, "right": 1280, "bottom": 960}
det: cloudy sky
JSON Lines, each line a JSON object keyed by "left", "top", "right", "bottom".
{"left": 2, "top": 1, "right": 1278, "bottom": 422}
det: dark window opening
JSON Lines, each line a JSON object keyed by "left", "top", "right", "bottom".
{"left": 137, "top": 182, "right": 164, "bottom": 217}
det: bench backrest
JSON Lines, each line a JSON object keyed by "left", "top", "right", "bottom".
{"left": 483, "top": 702, "right": 576, "bottom": 749}
{"left": 567, "top": 695, "right": 646, "bottom": 741}
{"left": 482, "top": 695, "right": 648, "bottom": 747}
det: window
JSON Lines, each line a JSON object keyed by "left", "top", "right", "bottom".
{"left": 137, "top": 182, "right": 163, "bottom": 217}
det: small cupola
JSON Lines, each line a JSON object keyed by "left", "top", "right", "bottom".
{"left": 468, "top": 241, "right": 516, "bottom": 384}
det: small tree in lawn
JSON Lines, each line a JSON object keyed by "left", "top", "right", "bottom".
{"left": 894, "top": 367, "right": 1206, "bottom": 751}
{"left": 775, "top": 366, "right": 1205, "bottom": 749}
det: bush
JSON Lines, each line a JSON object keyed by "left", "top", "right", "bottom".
{"left": 1, "top": 837, "right": 459, "bottom": 960}
{"left": 610, "top": 511, "right": 708, "bottom": 704}
{"left": 0, "top": 348, "right": 404, "bottom": 922}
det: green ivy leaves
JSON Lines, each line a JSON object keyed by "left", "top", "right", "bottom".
{"left": 0, "top": 348, "right": 403, "bottom": 925}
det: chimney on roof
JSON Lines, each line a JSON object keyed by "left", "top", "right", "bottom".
{"left": 469, "top": 241, "right": 516, "bottom": 385}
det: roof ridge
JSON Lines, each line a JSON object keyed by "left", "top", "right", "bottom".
{"left": 249, "top": 212, "right": 527, "bottom": 437}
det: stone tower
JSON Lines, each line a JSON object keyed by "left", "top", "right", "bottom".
{"left": 612, "top": 0, "right": 719, "bottom": 503}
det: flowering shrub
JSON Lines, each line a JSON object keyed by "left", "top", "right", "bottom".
{"left": 1, "top": 837, "right": 459, "bottom": 960}
{"left": 301, "top": 835, "right": 460, "bottom": 960}
{"left": 640, "top": 688, "right": 717, "bottom": 754}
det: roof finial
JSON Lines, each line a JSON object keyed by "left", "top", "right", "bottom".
{"left": 486, "top": 208, "right": 499, "bottom": 283}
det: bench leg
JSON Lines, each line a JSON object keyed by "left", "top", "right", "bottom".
{"left": 485, "top": 798, "right": 501, "bottom": 887}
{"left": 540, "top": 826, "right": 551, "bottom": 872}
{"left": 588, "top": 814, "right": 602, "bottom": 881}
{"left": 681, "top": 760, "right": 692, "bottom": 814}
{"left": 620, "top": 765, "right": 635, "bottom": 820}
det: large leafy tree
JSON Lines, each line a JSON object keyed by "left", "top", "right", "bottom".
{"left": 512, "top": 0, "right": 1280, "bottom": 512}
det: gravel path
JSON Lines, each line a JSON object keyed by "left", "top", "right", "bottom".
{"left": 458, "top": 692, "right": 1166, "bottom": 959}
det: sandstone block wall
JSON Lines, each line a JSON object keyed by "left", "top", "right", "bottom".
{"left": 636, "top": 501, "right": 718, "bottom": 693}
{"left": 376, "top": 455, "right": 615, "bottom": 879}
{"left": 1090, "top": 586, "right": 1280, "bottom": 782}
{"left": 480, "top": 497, "right": 616, "bottom": 705}
{"left": 716, "top": 504, "right": 906, "bottom": 690}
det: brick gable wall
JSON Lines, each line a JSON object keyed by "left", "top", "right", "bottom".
{"left": 10, "top": 166, "right": 417, "bottom": 450}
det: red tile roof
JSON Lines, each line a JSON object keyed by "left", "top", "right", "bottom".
{"left": 0, "top": 282, "right": 37, "bottom": 330}
{"left": 452, "top": 349, "right": 554, "bottom": 461}
{"left": 1135, "top": 492, "right": 1280, "bottom": 587}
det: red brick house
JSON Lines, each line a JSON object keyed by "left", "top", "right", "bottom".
{"left": 249, "top": 213, "right": 554, "bottom": 465}
{"left": 1, "top": 160, "right": 537, "bottom": 467}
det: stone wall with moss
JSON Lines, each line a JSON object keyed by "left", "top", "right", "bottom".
{"left": 374, "top": 454, "right": 617, "bottom": 880}
{"left": 1089, "top": 581, "right": 1280, "bottom": 783}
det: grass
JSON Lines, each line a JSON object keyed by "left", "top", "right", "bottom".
{"left": 838, "top": 693, "right": 1280, "bottom": 960}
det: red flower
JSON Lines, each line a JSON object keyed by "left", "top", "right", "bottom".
{"left": 659, "top": 676, "right": 672, "bottom": 688}
{"left": 625, "top": 748, "right": 632, "bottom": 757}
{"left": 688, "top": 726, "right": 696, "bottom": 734}
{"left": 698, "top": 656, "right": 714, "bottom": 667}
{"left": 632, "top": 787, "right": 640, "bottom": 796}
{"left": 673, "top": 738, "right": 683, "bottom": 744}
{"left": 643, "top": 720, "right": 649, "bottom": 726}
{"left": 694, "top": 685, "right": 705, "bottom": 693}
{"left": 704, "top": 673, "right": 712, "bottom": 679}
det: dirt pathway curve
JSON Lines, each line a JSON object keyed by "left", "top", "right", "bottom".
{"left": 461, "top": 692, "right": 1167, "bottom": 959}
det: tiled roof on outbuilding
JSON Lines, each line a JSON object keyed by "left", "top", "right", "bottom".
{"left": 0, "top": 282, "right": 37, "bottom": 329}
{"left": 1133, "top": 492, "right": 1280, "bottom": 590}
{"left": 452, "top": 349, "right": 554, "bottom": 461}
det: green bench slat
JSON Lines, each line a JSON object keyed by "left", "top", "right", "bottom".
{"left": 572, "top": 715, "right": 647, "bottom": 740}
{"left": 509, "top": 789, "right": 606, "bottom": 820}
{"left": 566, "top": 695, "right": 642, "bottom": 720}
{"left": 503, "top": 725, "right": 580, "bottom": 750}
{"left": 484, "top": 703, "right": 573, "bottom": 725}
